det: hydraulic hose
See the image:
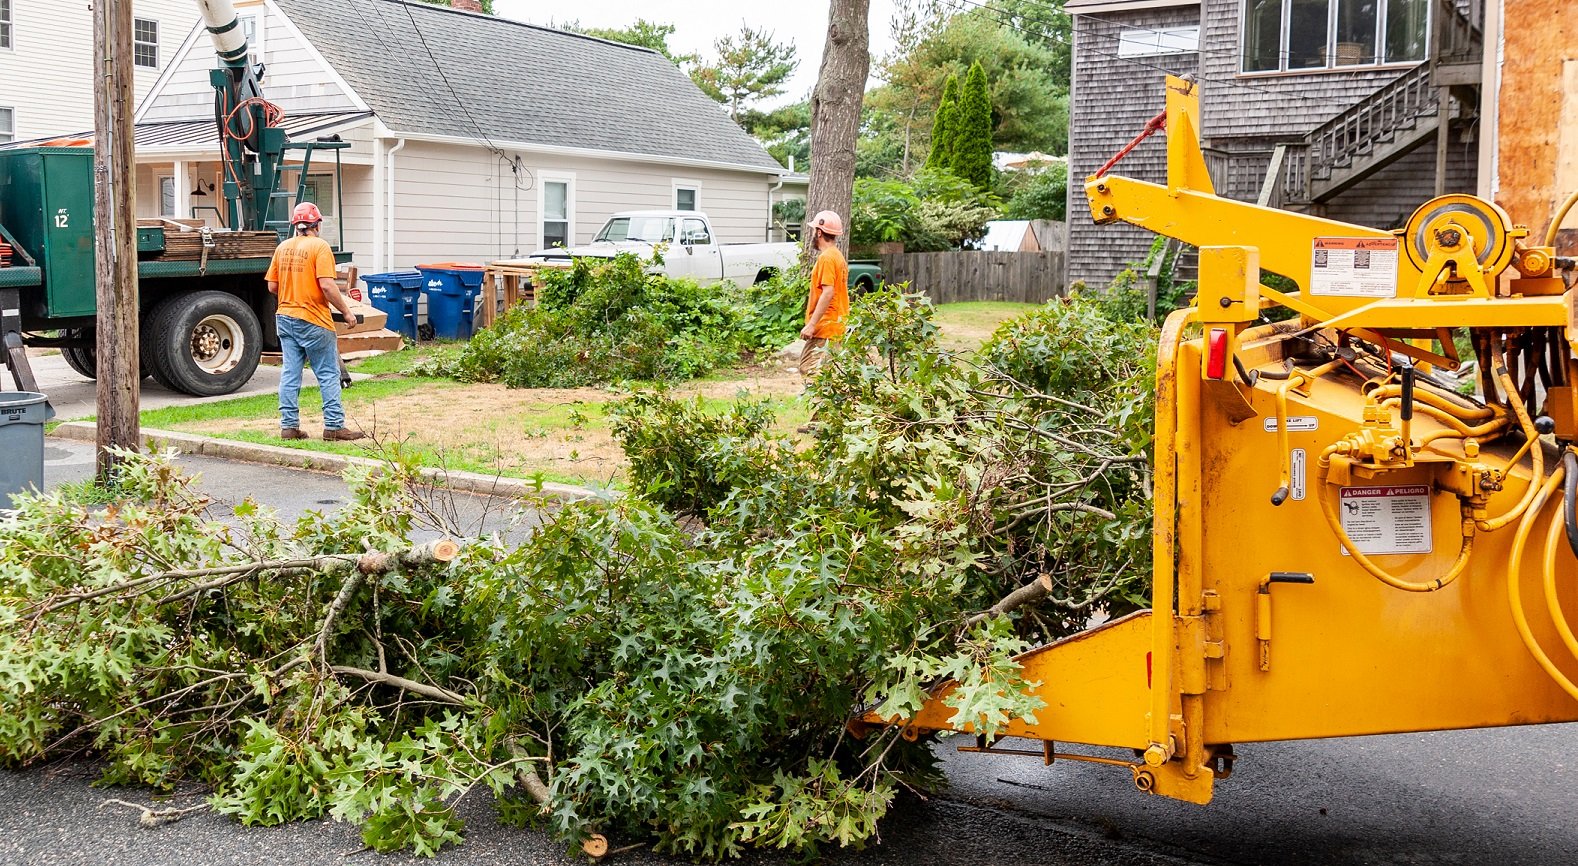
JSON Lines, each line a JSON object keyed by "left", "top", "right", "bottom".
{"left": 1370, "top": 384, "right": 1495, "bottom": 422}
{"left": 1541, "top": 493, "right": 1578, "bottom": 676}
{"left": 1546, "top": 189, "right": 1578, "bottom": 247}
{"left": 1507, "top": 463, "right": 1578, "bottom": 702}
{"left": 1316, "top": 449, "right": 1474, "bottom": 592}
{"left": 1477, "top": 355, "right": 1545, "bottom": 532}
{"left": 1564, "top": 450, "right": 1578, "bottom": 560}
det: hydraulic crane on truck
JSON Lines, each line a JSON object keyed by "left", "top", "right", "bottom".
{"left": 0, "top": 0, "right": 349, "bottom": 397}
{"left": 865, "top": 75, "right": 1578, "bottom": 805}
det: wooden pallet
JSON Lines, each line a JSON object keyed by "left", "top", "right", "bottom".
{"left": 477, "top": 259, "right": 571, "bottom": 328}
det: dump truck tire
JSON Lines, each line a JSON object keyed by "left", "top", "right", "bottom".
{"left": 60, "top": 330, "right": 96, "bottom": 380}
{"left": 144, "top": 291, "right": 262, "bottom": 397}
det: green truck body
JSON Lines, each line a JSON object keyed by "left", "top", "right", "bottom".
{"left": 0, "top": 146, "right": 345, "bottom": 397}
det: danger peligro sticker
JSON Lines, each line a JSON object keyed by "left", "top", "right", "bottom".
{"left": 1338, "top": 485, "right": 1433, "bottom": 555}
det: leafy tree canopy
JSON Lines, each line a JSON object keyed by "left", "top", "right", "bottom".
{"left": 561, "top": 18, "right": 699, "bottom": 64}
{"left": 865, "top": 3, "right": 1068, "bottom": 178}
{"left": 414, "top": 0, "right": 496, "bottom": 15}
{"left": 691, "top": 25, "right": 800, "bottom": 123}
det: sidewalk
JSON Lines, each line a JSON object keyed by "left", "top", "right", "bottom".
{"left": 30, "top": 352, "right": 360, "bottom": 421}
{"left": 42, "top": 438, "right": 528, "bottom": 538}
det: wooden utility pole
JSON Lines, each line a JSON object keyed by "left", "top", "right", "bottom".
{"left": 93, "top": 0, "right": 141, "bottom": 480}
{"left": 806, "top": 0, "right": 871, "bottom": 260}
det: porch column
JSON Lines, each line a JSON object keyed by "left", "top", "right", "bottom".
{"left": 173, "top": 161, "right": 190, "bottom": 221}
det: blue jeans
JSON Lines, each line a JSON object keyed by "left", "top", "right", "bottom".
{"left": 276, "top": 314, "right": 344, "bottom": 430}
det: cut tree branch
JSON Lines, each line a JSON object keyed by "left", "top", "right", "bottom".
{"left": 330, "top": 666, "right": 466, "bottom": 705}
{"left": 966, "top": 573, "right": 1054, "bottom": 628}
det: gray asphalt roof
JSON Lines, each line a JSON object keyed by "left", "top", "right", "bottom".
{"left": 271, "top": 0, "right": 784, "bottom": 174}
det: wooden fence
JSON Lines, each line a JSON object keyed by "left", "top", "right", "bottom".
{"left": 876, "top": 251, "right": 1067, "bottom": 305}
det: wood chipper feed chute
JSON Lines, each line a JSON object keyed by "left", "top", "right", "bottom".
{"left": 862, "top": 74, "right": 1578, "bottom": 807}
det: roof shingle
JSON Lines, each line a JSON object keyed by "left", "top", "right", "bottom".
{"left": 272, "top": 0, "right": 784, "bottom": 173}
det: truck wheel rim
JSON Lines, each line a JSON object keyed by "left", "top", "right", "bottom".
{"left": 190, "top": 314, "right": 244, "bottom": 375}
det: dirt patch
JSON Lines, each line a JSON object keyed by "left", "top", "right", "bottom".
{"left": 177, "top": 365, "right": 807, "bottom": 486}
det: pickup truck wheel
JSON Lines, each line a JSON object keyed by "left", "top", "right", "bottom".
{"left": 60, "top": 330, "right": 96, "bottom": 379}
{"left": 145, "top": 291, "right": 262, "bottom": 397}
{"left": 853, "top": 277, "right": 875, "bottom": 296}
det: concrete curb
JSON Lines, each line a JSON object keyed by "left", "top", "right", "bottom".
{"left": 49, "top": 422, "right": 607, "bottom": 502}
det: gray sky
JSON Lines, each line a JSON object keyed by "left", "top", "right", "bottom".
{"left": 491, "top": 0, "right": 904, "bottom": 107}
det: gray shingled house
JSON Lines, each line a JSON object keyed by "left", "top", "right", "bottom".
{"left": 126, "top": 0, "right": 801, "bottom": 270}
{"left": 1066, "top": 0, "right": 1484, "bottom": 287}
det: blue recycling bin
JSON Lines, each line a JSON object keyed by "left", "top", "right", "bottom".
{"left": 361, "top": 270, "right": 423, "bottom": 340}
{"left": 416, "top": 263, "right": 486, "bottom": 340}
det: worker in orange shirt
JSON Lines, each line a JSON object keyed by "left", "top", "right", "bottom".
{"left": 799, "top": 210, "right": 850, "bottom": 378}
{"left": 266, "top": 202, "right": 366, "bottom": 441}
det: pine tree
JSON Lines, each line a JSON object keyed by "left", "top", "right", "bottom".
{"left": 952, "top": 61, "right": 994, "bottom": 189}
{"left": 924, "top": 75, "right": 961, "bottom": 173}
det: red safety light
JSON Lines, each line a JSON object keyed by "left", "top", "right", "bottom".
{"left": 1206, "top": 328, "right": 1229, "bottom": 380}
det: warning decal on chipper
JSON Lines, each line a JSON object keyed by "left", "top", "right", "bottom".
{"left": 1338, "top": 485, "right": 1432, "bottom": 555}
{"left": 1310, "top": 237, "right": 1400, "bottom": 298}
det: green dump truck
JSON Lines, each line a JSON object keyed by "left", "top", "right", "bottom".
{"left": 0, "top": 146, "right": 348, "bottom": 398}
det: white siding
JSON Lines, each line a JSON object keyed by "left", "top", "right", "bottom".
{"left": 139, "top": 0, "right": 359, "bottom": 123}
{"left": 384, "top": 140, "right": 778, "bottom": 269}
{"left": 0, "top": 0, "right": 195, "bottom": 139}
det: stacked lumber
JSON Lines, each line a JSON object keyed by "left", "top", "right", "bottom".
{"left": 156, "top": 230, "right": 281, "bottom": 261}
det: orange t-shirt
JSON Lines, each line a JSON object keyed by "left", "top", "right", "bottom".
{"left": 266, "top": 235, "right": 338, "bottom": 331}
{"left": 806, "top": 246, "right": 850, "bottom": 339}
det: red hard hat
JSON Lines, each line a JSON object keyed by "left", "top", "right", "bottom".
{"left": 291, "top": 202, "right": 324, "bottom": 225}
{"left": 810, "top": 210, "right": 844, "bottom": 237}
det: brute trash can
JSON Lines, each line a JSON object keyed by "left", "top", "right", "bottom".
{"left": 416, "top": 263, "right": 486, "bottom": 340}
{"left": 361, "top": 270, "right": 424, "bottom": 341}
{"left": 0, "top": 392, "right": 55, "bottom": 504}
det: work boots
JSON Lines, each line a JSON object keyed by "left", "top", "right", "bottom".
{"left": 323, "top": 428, "right": 367, "bottom": 442}
{"left": 280, "top": 428, "right": 308, "bottom": 440}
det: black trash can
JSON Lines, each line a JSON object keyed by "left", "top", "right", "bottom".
{"left": 0, "top": 392, "right": 55, "bottom": 504}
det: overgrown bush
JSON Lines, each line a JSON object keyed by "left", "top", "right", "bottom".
{"left": 850, "top": 169, "right": 999, "bottom": 252}
{"left": 731, "top": 270, "right": 808, "bottom": 351}
{"left": 413, "top": 253, "right": 745, "bottom": 388}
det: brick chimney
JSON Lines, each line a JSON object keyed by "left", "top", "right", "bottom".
{"left": 451, "top": 0, "right": 484, "bottom": 11}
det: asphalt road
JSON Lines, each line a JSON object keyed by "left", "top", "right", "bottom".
{"left": 14, "top": 445, "right": 1578, "bottom": 865}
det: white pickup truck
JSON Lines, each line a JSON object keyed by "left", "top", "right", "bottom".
{"left": 525, "top": 211, "right": 799, "bottom": 285}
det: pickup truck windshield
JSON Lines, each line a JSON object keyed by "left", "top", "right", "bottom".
{"left": 596, "top": 217, "right": 675, "bottom": 244}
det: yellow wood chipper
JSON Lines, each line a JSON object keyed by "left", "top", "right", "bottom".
{"left": 865, "top": 75, "right": 1578, "bottom": 805}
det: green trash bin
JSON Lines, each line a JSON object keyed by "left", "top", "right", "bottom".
{"left": 0, "top": 392, "right": 55, "bottom": 504}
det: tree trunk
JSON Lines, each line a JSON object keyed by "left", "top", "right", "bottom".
{"left": 806, "top": 0, "right": 871, "bottom": 260}
{"left": 93, "top": 0, "right": 140, "bottom": 481}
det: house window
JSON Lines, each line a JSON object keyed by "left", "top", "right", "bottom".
{"left": 240, "top": 13, "right": 264, "bottom": 65}
{"left": 159, "top": 176, "right": 175, "bottom": 217}
{"left": 1241, "top": 0, "right": 1429, "bottom": 72}
{"left": 133, "top": 18, "right": 158, "bottom": 68}
{"left": 541, "top": 178, "right": 572, "bottom": 248}
{"left": 1117, "top": 26, "right": 1199, "bottom": 57}
{"left": 675, "top": 186, "right": 699, "bottom": 211}
{"left": 301, "top": 174, "right": 336, "bottom": 216}
{"left": 0, "top": 108, "right": 13, "bottom": 145}
{"left": 1384, "top": 0, "right": 1430, "bottom": 62}
{"left": 0, "top": 0, "right": 12, "bottom": 50}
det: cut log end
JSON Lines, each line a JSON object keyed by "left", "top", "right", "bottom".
{"left": 582, "top": 834, "right": 610, "bottom": 858}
